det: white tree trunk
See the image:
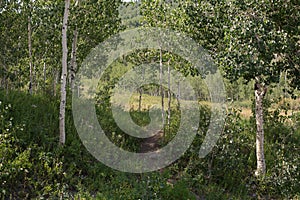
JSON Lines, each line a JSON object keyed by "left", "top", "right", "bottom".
{"left": 159, "top": 48, "right": 165, "bottom": 131}
{"left": 254, "top": 80, "right": 267, "bottom": 176}
{"left": 176, "top": 81, "right": 180, "bottom": 109}
{"left": 167, "top": 60, "right": 171, "bottom": 127}
{"left": 43, "top": 61, "right": 46, "bottom": 92}
{"left": 59, "top": 0, "right": 70, "bottom": 145}
{"left": 28, "top": 12, "right": 33, "bottom": 95}
{"left": 138, "top": 88, "right": 142, "bottom": 111}
{"left": 138, "top": 68, "right": 145, "bottom": 111}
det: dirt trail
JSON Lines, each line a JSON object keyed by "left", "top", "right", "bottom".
{"left": 139, "top": 130, "right": 164, "bottom": 153}
{"left": 139, "top": 130, "right": 202, "bottom": 200}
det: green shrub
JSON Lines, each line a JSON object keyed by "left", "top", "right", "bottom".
{"left": 161, "top": 180, "right": 196, "bottom": 200}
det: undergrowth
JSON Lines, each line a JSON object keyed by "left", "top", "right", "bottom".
{"left": 0, "top": 89, "right": 299, "bottom": 199}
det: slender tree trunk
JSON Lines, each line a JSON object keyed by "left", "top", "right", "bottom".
{"left": 254, "top": 79, "right": 267, "bottom": 176}
{"left": 28, "top": 12, "right": 33, "bottom": 95}
{"left": 6, "top": 80, "right": 9, "bottom": 95}
{"left": 33, "top": 60, "right": 36, "bottom": 91}
{"left": 138, "top": 67, "right": 145, "bottom": 111}
{"left": 159, "top": 48, "right": 165, "bottom": 131}
{"left": 284, "top": 71, "right": 287, "bottom": 100}
{"left": 70, "top": 28, "right": 78, "bottom": 91}
{"left": 176, "top": 81, "right": 180, "bottom": 109}
{"left": 43, "top": 61, "right": 47, "bottom": 93}
{"left": 167, "top": 60, "right": 171, "bottom": 128}
{"left": 43, "top": 61, "right": 46, "bottom": 84}
{"left": 59, "top": 0, "right": 70, "bottom": 146}
{"left": 138, "top": 88, "right": 142, "bottom": 111}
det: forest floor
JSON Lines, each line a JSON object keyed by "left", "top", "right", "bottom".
{"left": 139, "top": 130, "right": 164, "bottom": 153}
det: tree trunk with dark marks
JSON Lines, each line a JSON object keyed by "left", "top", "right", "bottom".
{"left": 167, "top": 60, "right": 171, "bottom": 128}
{"left": 28, "top": 8, "right": 33, "bottom": 95}
{"left": 138, "top": 88, "right": 142, "bottom": 111}
{"left": 254, "top": 78, "right": 267, "bottom": 176}
{"left": 59, "top": 0, "right": 70, "bottom": 145}
{"left": 159, "top": 48, "right": 165, "bottom": 132}
{"left": 176, "top": 81, "right": 180, "bottom": 109}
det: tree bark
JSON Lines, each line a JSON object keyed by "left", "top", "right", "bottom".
{"left": 159, "top": 48, "right": 165, "bottom": 131}
{"left": 284, "top": 71, "right": 287, "bottom": 99}
{"left": 28, "top": 10, "right": 33, "bottom": 95}
{"left": 138, "top": 88, "right": 142, "bottom": 111}
{"left": 59, "top": 0, "right": 70, "bottom": 145}
{"left": 138, "top": 67, "right": 145, "bottom": 111}
{"left": 167, "top": 60, "right": 171, "bottom": 128}
{"left": 176, "top": 81, "right": 180, "bottom": 109}
{"left": 254, "top": 79, "right": 267, "bottom": 176}
{"left": 43, "top": 61, "right": 46, "bottom": 84}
